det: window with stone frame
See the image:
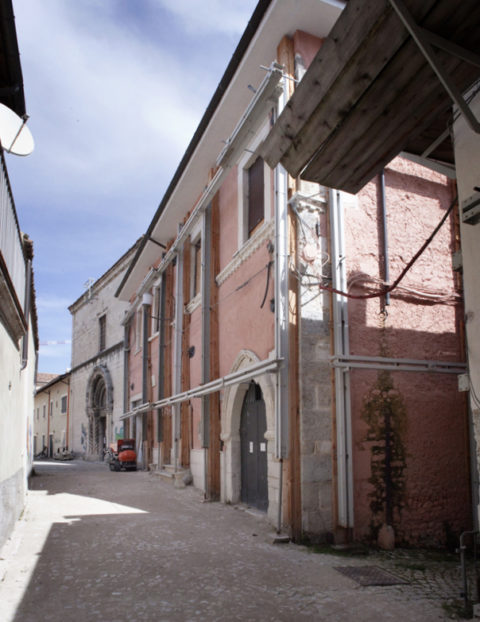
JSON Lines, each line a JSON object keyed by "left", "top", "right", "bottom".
{"left": 152, "top": 286, "right": 161, "bottom": 335}
{"left": 99, "top": 314, "right": 106, "bottom": 352}
{"left": 192, "top": 237, "right": 202, "bottom": 298}
{"left": 246, "top": 156, "right": 265, "bottom": 237}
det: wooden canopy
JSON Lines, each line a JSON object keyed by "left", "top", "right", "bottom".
{"left": 261, "top": 0, "right": 480, "bottom": 194}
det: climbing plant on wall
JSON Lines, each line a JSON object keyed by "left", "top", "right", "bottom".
{"left": 360, "top": 370, "right": 408, "bottom": 535}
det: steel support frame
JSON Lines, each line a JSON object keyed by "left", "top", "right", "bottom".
{"left": 389, "top": 0, "right": 480, "bottom": 133}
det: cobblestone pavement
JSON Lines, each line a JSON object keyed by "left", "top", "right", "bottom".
{"left": 0, "top": 460, "right": 475, "bottom": 621}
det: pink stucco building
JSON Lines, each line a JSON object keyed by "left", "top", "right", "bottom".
{"left": 116, "top": 0, "right": 471, "bottom": 546}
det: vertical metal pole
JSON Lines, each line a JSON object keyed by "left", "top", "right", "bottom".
{"left": 173, "top": 250, "right": 184, "bottom": 472}
{"left": 330, "top": 189, "right": 354, "bottom": 529}
{"left": 380, "top": 170, "right": 390, "bottom": 306}
{"left": 275, "top": 164, "right": 289, "bottom": 461}
{"left": 201, "top": 205, "right": 212, "bottom": 495}
{"left": 157, "top": 273, "right": 166, "bottom": 443}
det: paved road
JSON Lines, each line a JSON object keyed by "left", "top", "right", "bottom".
{"left": 0, "top": 460, "right": 470, "bottom": 621}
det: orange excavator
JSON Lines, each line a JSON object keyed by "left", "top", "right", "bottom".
{"left": 106, "top": 439, "right": 137, "bottom": 471}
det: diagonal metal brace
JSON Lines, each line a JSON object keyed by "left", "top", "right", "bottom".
{"left": 389, "top": 0, "right": 480, "bottom": 133}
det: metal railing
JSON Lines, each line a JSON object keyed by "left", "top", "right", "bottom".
{"left": 0, "top": 149, "right": 26, "bottom": 306}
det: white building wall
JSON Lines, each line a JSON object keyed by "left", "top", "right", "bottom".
{"left": 453, "top": 92, "right": 480, "bottom": 525}
{"left": 0, "top": 317, "right": 37, "bottom": 549}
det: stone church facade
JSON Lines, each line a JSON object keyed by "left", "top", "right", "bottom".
{"left": 68, "top": 242, "right": 139, "bottom": 459}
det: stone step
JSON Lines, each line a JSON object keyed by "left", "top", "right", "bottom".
{"left": 151, "top": 466, "right": 192, "bottom": 489}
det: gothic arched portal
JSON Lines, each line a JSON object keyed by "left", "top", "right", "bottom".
{"left": 86, "top": 365, "right": 113, "bottom": 459}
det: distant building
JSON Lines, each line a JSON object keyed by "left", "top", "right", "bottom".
{"left": 34, "top": 372, "right": 70, "bottom": 457}
{"left": 36, "top": 373, "right": 58, "bottom": 390}
{"left": 68, "top": 241, "right": 140, "bottom": 460}
{"left": 0, "top": 0, "right": 38, "bottom": 548}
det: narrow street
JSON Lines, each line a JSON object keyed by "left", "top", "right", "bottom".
{"left": 0, "top": 461, "right": 468, "bottom": 621}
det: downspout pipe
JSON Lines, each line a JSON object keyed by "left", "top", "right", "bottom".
{"left": 274, "top": 161, "right": 289, "bottom": 532}
{"left": 380, "top": 170, "right": 390, "bottom": 306}
{"left": 329, "top": 189, "right": 354, "bottom": 532}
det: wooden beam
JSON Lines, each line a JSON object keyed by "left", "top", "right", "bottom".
{"left": 302, "top": 0, "right": 480, "bottom": 192}
{"left": 162, "top": 262, "right": 174, "bottom": 464}
{"left": 181, "top": 241, "right": 191, "bottom": 467}
{"left": 208, "top": 194, "right": 221, "bottom": 500}
{"left": 261, "top": 0, "right": 438, "bottom": 174}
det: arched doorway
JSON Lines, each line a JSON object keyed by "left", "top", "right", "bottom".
{"left": 91, "top": 374, "right": 107, "bottom": 457}
{"left": 240, "top": 382, "right": 268, "bottom": 512}
{"left": 86, "top": 365, "right": 113, "bottom": 460}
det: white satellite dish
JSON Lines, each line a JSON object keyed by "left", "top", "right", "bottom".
{"left": 0, "top": 103, "right": 34, "bottom": 156}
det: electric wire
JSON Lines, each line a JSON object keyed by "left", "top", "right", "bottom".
{"left": 317, "top": 195, "right": 457, "bottom": 301}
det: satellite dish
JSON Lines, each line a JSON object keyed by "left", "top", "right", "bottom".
{"left": 0, "top": 103, "right": 34, "bottom": 156}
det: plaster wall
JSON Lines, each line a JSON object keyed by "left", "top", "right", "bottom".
{"left": 34, "top": 378, "right": 69, "bottom": 455}
{"left": 0, "top": 319, "right": 36, "bottom": 549}
{"left": 453, "top": 91, "right": 480, "bottom": 527}
{"left": 345, "top": 158, "right": 469, "bottom": 544}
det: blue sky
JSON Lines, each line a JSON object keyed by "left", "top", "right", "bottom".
{"left": 8, "top": 0, "right": 258, "bottom": 373}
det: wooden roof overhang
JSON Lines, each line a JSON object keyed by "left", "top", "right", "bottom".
{"left": 261, "top": 0, "right": 480, "bottom": 195}
{"left": 0, "top": 0, "right": 26, "bottom": 116}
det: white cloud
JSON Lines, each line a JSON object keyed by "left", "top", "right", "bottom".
{"left": 152, "top": 0, "right": 255, "bottom": 36}
{"left": 13, "top": 0, "right": 203, "bottom": 210}
{"left": 35, "top": 295, "right": 72, "bottom": 312}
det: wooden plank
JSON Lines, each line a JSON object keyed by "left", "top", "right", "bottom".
{"left": 208, "top": 194, "right": 221, "bottom": 499}
{"left": 261, "top": 0, "right": 392, "bottom": 169}
{"left": 262, "top": 0, "right": 439, "bottom": 175}
{"left": 162, "top": 262, "right": 174, "bottom": 464}
{"left": 181, "top": 241, "right": 191, "bottom": 467}
{"left": 327, "top": 41, "right": 480, "bottom": 192}
{"left": 280, "top": 0, "right": 462, "bottom": 180}
{"left": 277, "top": 34, "right": 302, "bottom": 538}
{"left": 287, "top": 196, "right": 302, "bottom": 541}
{"left": 303, "top": 1, "right": 480, "bottom": 192}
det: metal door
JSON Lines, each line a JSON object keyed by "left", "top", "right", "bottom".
{"left": 240, "top": 382, "right": 268, "bottom": 511}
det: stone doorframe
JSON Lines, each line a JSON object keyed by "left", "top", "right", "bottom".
{"left": 220, "top": 350, "right": 280, "bottom": 524}
{"left": 85, "top": 364, "right": 113, "bottom": 459}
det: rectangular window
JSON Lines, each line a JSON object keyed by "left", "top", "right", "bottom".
{"left": 247, "top": 157, "right": 264, "bottom": 237}
{"left": 135, "top": 309, "right": 142, "bottom": 351}
{"left": 99, "top": 314, "right": 106, "bottom": 352}
{"left": 50, "top": 401, "right": 53, "bottom": 417}
{"left": 61, "top": 395, "right": 67, "bottom": 414}
{"left": 43, "top": 405, "right": 46, "bottom": 419}
{"left": 152, "top": 287, "right": 161, "bottom": 334}
{"left": 36, "top": 408, "right": 39, "bottom": 420}
{"left": 192, "top": 238, "right": 202, "bottom": 297}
